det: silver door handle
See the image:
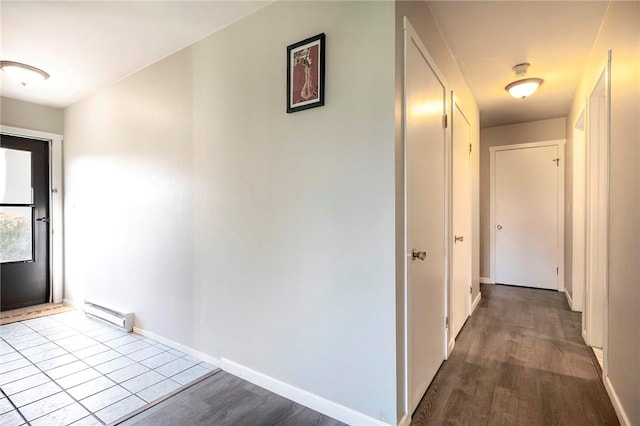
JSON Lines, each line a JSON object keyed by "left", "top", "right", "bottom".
{"left": 454, "top": 235, "right": 464, "bottom": 243}
{"left": 496, "top": 224, "right": 503, "bottom": 230}
{"left": 411, "top": 249, "right": 426, "bottom": 261}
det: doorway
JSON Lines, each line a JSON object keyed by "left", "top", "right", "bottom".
{"left": 1, "top": 134, "right": 50, "bottom": 310}
{"left": 403, "top": 18, "right": 447, "bottom": 415}
{"left": 449, "top": 99, "right": 471, "bottom": 346}
{"left": 490, "top": 140, "right": 565, "bottom": 290}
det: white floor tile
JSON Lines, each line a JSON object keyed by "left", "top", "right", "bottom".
{"left": 94, "top": 356, "right": 135, "bottom": 375}
{"left": 92, "top": 329, "right": 128, "bottom": 343}
{"left": 199, "top": 362, "right": 217, "bottom": 371}
{"left": 80, "top": 385, "right": 131, "bottom": 412}
{"left": 137, "top": 379, "right": 181, "bottom": 403}
{"left": 153, "top": 343, "right": 172, "bottom": 351}
{"left": 4, "top": 332, "right": 42, "bottom": 346}
{"left": 56, "top": 368, "right": 102, "bottom": 389}
{"left": 46, "top": 328, "right": 79, "bottom": 342}
{"left": 0, "top": 410, "right": 25, "bottom": 426}
{"left": 0, "top": 351, "right": 23, "bottom": 364}
{"left": 114, "top": 340, "right": 151, "bottom": 355}
{"left": 0, "top": 340, "right": 14, "bottom": 355}
{"left": 126, "top": 345, "right": 165, "bottom": 362}
{"left": 36, "top": 353, "right": 78, "bottom": 371}
{"left": 70, "top": 414, "right": 103, "bottom": 425}
{"left": 19, "top": 391, "right": 74, "bottom": 421}
{"left": 155, "top": 357, "right": 195, "bottom": 378}
{"left": 83, "top": 349, "right": 121, "bottom": 366}
{"left": 0, "top": 373, "right": 51, "bottom": 396}
{"left": 23, "top": 346, "right": 68, "bottom": 364}
{"left": 18, "top": 341, "right": 58, "bottom": 357}
{"left": 120, "top": 370, "right": 165, "bottom": 394}
{"left": 171, "top": 365, "right": 210, "bottom": 385}
{"left": 29, "top": 402, "right": 90, "bottom": 426}
{"left": 47, "top": 360, "right": 90, "bottom": 380}
{"left": 139, "top": 351, "right": 178, "bottom": 369}
{"left": 0, "top": 365, "right": 40, "bottom": 386}
{"left": 181, "top": 355, "right": 202, "bottom": 364}
{"left": 8, "top": 381, "right": 62, "bottom": 407}
{"left": 73, "top": 343, "right": 110, "bottom": 359}
{"left": 106, "top": 363, "right": 149, "bottom": 383}
{"left": 1, "top": 357, "right": 31, "bottom": 373}
{"left": 167, "top": 349, "right": 186, "bottom": 357}
{"left": 11, "top": 336, "right": 49, "bottom": 351}
{"left": 103, "top": 334, "right": 139, "bottom": 348}
{"left": 0, "top": 397, "right": 14, "bottom": 414}
{"left": 68, "top": 376, "right": 116, "bottom": 400}
{"left": 95, "top": 394, "right": 146, "bottom": 424}
{"left": 56, "top": 335, "right": 99, "bottom": 352}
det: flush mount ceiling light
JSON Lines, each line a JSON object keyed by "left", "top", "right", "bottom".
{"left": 505, "top": 63, "right": 543, "bottom": 99}
{"left": 0, "top": 61, "right": 49, "bottom": 86}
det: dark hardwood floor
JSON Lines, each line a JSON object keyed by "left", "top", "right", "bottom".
{"left": 119, "top": 369, "right": 345, "bottom": 426}
{"left": 120, "top": 284, "right": 617, "bottom": 426}
{"left": 411, "top": 284, "right": 619, "bottom": 425}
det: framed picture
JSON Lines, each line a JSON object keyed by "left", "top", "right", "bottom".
{"left": 287, "top": 33, "right": 325, "bottom": 113}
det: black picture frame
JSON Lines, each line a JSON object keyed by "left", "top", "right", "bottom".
{"left": 287, "top": 33, "right": 325, "bottom": 113}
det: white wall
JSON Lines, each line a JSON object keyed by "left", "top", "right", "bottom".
{"left": 64, "top": 1, "right": 398, "bottom": 423}
{"left": 1, "top": 96, "right": 63, "bottom": 134}
{"left": 567, "top": 2, "right": 640, "bottom": 423}
{"left": 479, "top": 118, "right": 566, "bottom": 280}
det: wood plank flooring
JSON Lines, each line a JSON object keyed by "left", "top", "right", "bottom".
{"left": 411, "top": 284, "right": 619, "bottom": 425}
{"left": 121, "top": 284, "right": 618, "bottom": 426}
{"left": 119, "top": 369, "right": 345, "bottom": 426}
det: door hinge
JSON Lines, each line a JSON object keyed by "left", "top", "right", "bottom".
{"left": 445, "top": 316, "right": 449, "bottom": 329}
{"left": 553, "top": 158, "right": 560, "bottom": 166}
{"left": 469, "top": 143, "right": 472, "bottom": 153}
{"left": 443, "top": 114, "right": 448, "bottom": 129}
{"left": 470, "top": 286, "right": 473, "bottom": 295}
{"left": 556, "top": 267, "right": 559, "bottom": 275}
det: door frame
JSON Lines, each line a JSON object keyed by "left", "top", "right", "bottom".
{"left": 402, "top": 16, "right": 450, "bottom": 418}
{"left": 583, "top": 59, "right": 610, "bottom": 378}
{"left": 1, "top": 125, "right": 63, "bottom": 305}
{"left": 571, "top": 109, "right": 586, "bottom": 312}
{"left": 489, "top": 139, "right": 566, "bottom": 291}
{"left": 447, "top": 93, "right": 472, "bottom": 354}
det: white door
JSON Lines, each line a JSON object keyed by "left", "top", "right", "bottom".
{"left": 450, "top": 103, "right": 471, "bottom": 340}
{"left": 404, "top": 20, "right": 446, "bottom": 414}
{"left": 493, "top": 145, "right": 559, "bottom": 290}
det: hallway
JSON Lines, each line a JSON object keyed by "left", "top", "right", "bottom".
{"left": 412, "top": 284, "right": 618, "bottom": 425}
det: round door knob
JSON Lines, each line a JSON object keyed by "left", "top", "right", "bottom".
{"left": 497, "top": 224, "right": 503, "bottom": 230}
{"left": 411, "top": 249, "right": 427, "bottom": 261}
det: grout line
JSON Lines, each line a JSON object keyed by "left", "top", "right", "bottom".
{"left": 111, "top": 369, "right": 222, "bottom": 425}
{"left": 2, "top": 310, "right": 215, "bottom": 425}
{"left": 0, "top": 387, "right": 29, "bottom": 425}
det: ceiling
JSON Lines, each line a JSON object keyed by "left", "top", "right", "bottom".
{"left": 428, "top": 1, "right": 609, "bottom": 127}
{"left": 1, "top": 1, "right": 609, "bottom": 127}
{"left": 0, "top": 1, "right": 268, "bottom": 107}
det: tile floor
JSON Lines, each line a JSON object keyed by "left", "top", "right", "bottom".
{"left": 0, "top": 311, "right": 216, "bottom": 425}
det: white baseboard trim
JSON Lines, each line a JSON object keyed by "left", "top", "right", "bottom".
{"left": 479, "top": 277, "right": 494, "bottom": 284}
{"left": 604, "top": 375, "right": 630, "bottom": 426}
{"left": 471, "top": 292, "right": 482, "bottom": 314}
{"left": 564, "top": 290, "right": 573, "bottom": 311}
{"left": 397, "top": 413, "right": 411, "bottom": 426}
{"left": 448, "top": 337, "right": 456, "bottom": 357}
{"left": 133, "top": 326, "right": 220, "bottom": 368}
{"left": 582, "top": 329, "right": 588, "bottom": 345}
{"left": 219, "top": 358, "right": 392, "bottom": 426}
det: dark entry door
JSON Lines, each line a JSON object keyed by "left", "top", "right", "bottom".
{"left": 1, "top": 134, "right": 50, "bottom": 311}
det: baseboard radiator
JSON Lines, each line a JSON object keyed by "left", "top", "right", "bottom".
{"left": 84, "top": 301, "right": 133, "bottom": 332}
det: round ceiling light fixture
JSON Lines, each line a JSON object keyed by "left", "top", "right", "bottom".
{"left": 505, "top": 63, "right": 543, "bottom": 99}
{"left": 0, "top": 61, "right": 50, "bottom": 86}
